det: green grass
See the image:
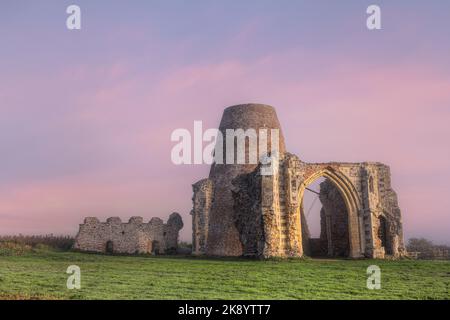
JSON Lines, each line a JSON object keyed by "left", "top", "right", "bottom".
{"left": 0, "top": 251, "right": 448, "bottom": 299}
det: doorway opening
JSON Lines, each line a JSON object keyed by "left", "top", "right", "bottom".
{"left": 301, "top": 177, "right": 350, "bottom": 257}
{"left": 152, "top": 240, "right": 160, "bottom": 255}
{"left": 105, "top": 240, "right": 114, "bottom": 254}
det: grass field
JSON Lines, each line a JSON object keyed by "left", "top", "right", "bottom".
{"left": 0, "top": 250, "right": 449, "bottom": 300}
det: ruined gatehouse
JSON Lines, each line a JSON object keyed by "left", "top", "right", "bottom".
{"left": 191, "top": 104, "right": 406, "bottom": 259}
{"left": 74, "top": 213, "right": 183, "bottom": 254}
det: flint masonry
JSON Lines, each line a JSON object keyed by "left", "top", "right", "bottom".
{"left": 74, "top": 213, "right": 183, "bottom": 254}
{"left": 191, "top": 104, "right": 406, "bottom": 259}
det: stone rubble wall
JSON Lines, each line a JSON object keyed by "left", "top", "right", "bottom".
{"left": 164, "top": 213, "right": 184, "bottom": 253}
{"left": 231, "top": 167, "right": 265, "bottom": 257}
{"left": 74, "top": 213, "right": 183, "bottom": 254}
{"left": 362, "top": 163, "right": 406, "bottom": 258}
{"left": 191, "top": 179, "right": 213, "bottom": 255}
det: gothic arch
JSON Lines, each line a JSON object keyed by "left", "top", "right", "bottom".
{"left": 296, "top": 166, "right": 363, "bottom": 258}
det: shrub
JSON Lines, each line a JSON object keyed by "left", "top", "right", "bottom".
{"left": 407, "top": 238, "right": 450, "bottom": 260}
{"left": 0, "top": 242, "right": 33, "bottom": 256}
{"left": 0, "top": 234, "right": 75, "bottom": 252}
{"left": 178, "top": 241, "right": 192, "bottom": 249}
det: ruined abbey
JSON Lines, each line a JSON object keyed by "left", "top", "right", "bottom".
{"left": 73, "top": 103, "right": 405, "bottom": 259}
{"left": 74, "top": 213, "right": 183, "bottom": 254}
{"left": 191, "top": 104, "right": 406, "bottom": 259}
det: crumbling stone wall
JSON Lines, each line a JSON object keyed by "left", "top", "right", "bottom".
{"left": 164, "top": 213, "right": 184, "bottom": 253}
{"left": 191, "top": 179, "right": 213, "bottom": 255}
{"left": 318, "top": 180, "right": 350, "bottom": 257}
{"left": 74, "top": 213, "right": 183, "bottom": 254}
{"left": 362, "top": 163, "right": 405, "bottom": 258}
{"left": 191, "top": 104, "right": 406, "bottom": 259}
{"left": 231, "top": 166, "right": 264, "bottom": 257}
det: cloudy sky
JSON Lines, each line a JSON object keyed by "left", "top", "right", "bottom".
{"left": 1, "top": 1, "right": 449, "bottom": 243}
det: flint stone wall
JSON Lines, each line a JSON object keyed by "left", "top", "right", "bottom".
{"left": 74, "top": 213, "right": 183, "bottom": 254}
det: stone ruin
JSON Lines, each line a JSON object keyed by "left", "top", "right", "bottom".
{"left": 191, "top": 104, "right": 406, "bottom": 259}
{"left": 74, "top": 213, "right": 183, "bottom": 254}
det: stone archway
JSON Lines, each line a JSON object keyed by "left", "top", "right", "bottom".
{"left": 296, "top": 166, "right": 363, "bottom": 258}
{"left": 300, "top": 177, "right": 349, "bottom": 257}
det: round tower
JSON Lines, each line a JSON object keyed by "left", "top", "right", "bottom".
{"left": 206, "top": 103, "right": 286, "bottom": 256}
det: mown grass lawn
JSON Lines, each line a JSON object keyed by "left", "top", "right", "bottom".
{"left": 0, "top": 251, "right": 448, "bottom": 299}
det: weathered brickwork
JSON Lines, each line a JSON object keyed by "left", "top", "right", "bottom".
{"left": 192, "top": 104, "right": 406, "bottom": 259}
{"left": 74, "top": 213, "right": 183, "bottom": 254}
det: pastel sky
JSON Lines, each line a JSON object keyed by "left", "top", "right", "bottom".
{"left": 1, "top": 1, "right": 449, "bottom": 244}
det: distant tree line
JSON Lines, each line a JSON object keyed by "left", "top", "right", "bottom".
{"left": 407, "top": 238, "right": 450, "bottom": 260}
{"left": 0, "top": 234, "right": 75, "bottom": 251}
